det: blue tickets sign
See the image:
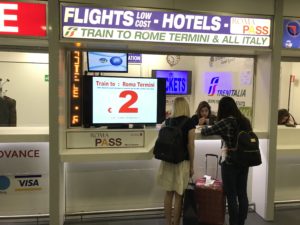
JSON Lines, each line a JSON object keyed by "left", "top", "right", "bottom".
{"left": 61, "top": 5, "right": 271, "bottom": 47}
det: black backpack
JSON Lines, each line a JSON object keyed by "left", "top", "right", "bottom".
{"left": 228, "top": 119, "right": 262, "bottom": 167}
{"left": 153, "top": 117, "right": 188, "bottom": 164}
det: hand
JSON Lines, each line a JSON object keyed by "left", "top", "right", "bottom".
{"left": 189, "top": 167, "right": 194, "bottom": 177}
{"left": 198, "top": 117, "right": 206, "bottom": 125}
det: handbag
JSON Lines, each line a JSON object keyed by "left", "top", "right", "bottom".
{"left": 182, "top": 179, "right": 198, "bottom": 225}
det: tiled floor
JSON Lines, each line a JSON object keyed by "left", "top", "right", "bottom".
{"left": 1, "top": 206, "right": 300, "bottom": 225}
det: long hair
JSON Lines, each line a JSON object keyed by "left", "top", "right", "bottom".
{"left": 217, "top": 96, "right": 252, "bottom": 130}
{"left": 195, "top": 101, "right": 212, "bottom": 117}
{"left": 278, "top": 108, "right": 297, "bottom": 125}
{"left": 172, "top": 97, "right": 190, "bottom": 117}
{"left": 278, "top": 108, "right": 289, "bottom": 124}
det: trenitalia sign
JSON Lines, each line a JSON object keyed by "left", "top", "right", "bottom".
{"left": 61, "top": 5, "right": 271, "bottom": 47}
{"left": 0, "top": 2, "right": 47, "bottom": 37}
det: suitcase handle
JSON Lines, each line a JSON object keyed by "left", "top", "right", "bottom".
{"left": 205, "top": 154, "right": 218, "bottom": 159}
{"left": 205, "top": 154, "right": 219, "bottom": 179}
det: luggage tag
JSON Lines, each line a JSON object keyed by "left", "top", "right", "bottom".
{"left": 203, "top": 175, "right": 215, "bottom": 186}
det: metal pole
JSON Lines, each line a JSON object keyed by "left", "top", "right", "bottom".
{"left": 287, "top": 75, "right": 292, "bottom": 111}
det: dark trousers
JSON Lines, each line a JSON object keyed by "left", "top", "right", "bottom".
{"left": 221, "top": 162, "right": 249, "bottom": 225}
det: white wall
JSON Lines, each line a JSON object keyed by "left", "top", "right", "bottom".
{"left": 253, "top": 55, "right": 271, "bottom": 131}
{"left": 284, "top": 0, "right": 300, "bottom": 17}
{"left": 193, "top": 56, "right": 254, "bottom": 114}
{"left": 0, "top": 52, "right": 49, "bottom": 127}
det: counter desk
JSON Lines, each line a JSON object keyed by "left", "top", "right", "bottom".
{"left": 1, "top": 126, "right": 299, "bottom": 217}
{"left": 275, "top": 126, "right": 300, "bottom": 202}
{"left": 0, "top": 127, "right": 48, "bottom": 142}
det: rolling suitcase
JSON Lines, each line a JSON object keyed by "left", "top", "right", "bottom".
{"left": 195, "top": 154, "right": 225, "bottom": 225}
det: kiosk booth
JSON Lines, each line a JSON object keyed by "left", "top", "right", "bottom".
{"left": 48, "top": 1, "right": 282, "bottom": 225}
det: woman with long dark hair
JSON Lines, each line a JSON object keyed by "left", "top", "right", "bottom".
{"left": 191, "top": 101, "right": 217, "bottom": 126}
{"left": 201, "top": 96, "right": 252, "bottom": 225}
{"left": 278, "top": 108, "right": 297, "bottom": 126}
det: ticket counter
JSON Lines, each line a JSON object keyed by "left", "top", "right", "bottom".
{"left": 61, "top": 129, "right": 269, "bottom": 218}
{"left": 47, "top": 1, "right": 282, "bottom": 225}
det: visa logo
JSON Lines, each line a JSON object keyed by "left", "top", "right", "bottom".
{"left": 18, "top": 179, "right": 39, "bottom": 187}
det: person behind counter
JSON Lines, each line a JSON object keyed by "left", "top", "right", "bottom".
{"left": 278, "top": 108, "right": 297, "bottom": 126}
{"left": 156, "top": 97, "right": 195, "bottom": 225}
{"left": 191, "top": 100, "right": 217, "bottom": 126}
{"left": 201, "top": 96, "right": 252, "bottom": 225}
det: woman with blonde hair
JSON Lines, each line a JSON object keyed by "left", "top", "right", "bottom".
{"left": 157, "top": 97, "right": 195, "bottom": 225}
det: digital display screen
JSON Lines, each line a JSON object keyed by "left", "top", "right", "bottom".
{"left": 152, "top": 70, "right": 192, "bottom": 95}
{"left": 87, "top": 52, "right": 128, "bottom": 72}
{"left": 82, "top": 76, "right": 166, "bottom": 127}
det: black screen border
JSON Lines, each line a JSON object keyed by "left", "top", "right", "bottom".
{"left": 87, "top": 51, "right": 129, "bottom": 73}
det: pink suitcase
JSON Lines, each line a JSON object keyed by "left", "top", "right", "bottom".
{"left": 194, "top": 154, "right": 225, "bottom": 225}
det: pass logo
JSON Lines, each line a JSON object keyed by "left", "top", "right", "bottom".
{"left": 95, "top": 138, "right": 122, "bottom": 147}
{"left": 230, "top": 18, "right": 270, "bottom": 35}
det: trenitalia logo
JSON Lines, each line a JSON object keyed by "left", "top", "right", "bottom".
{"left": 207, "top": 74, "right": 247, "bottom": 97}
{"left": 64, "top": 27, "right": 78, "bottom": 37}
{"left": 208, "top": 77, "right": 219, "bottom": 96}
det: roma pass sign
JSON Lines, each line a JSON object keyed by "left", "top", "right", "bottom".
{"left": 0, "top": 2, "right": 47, "bottom": 37}
{"left": 66, "top": 131, "right": 145, "bottom": 148}
{"left": 61, "top": 5, "right": 271, "bottom": 47}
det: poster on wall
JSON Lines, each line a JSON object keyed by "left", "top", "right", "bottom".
{"left": 0, "top": 142, "right": 49, "bottom": 215}
{"left": 195, "top": 57, "right": 254, "bottom": 120}
{"left": 282, "top": 19, "right": 300, "bottom": 48}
